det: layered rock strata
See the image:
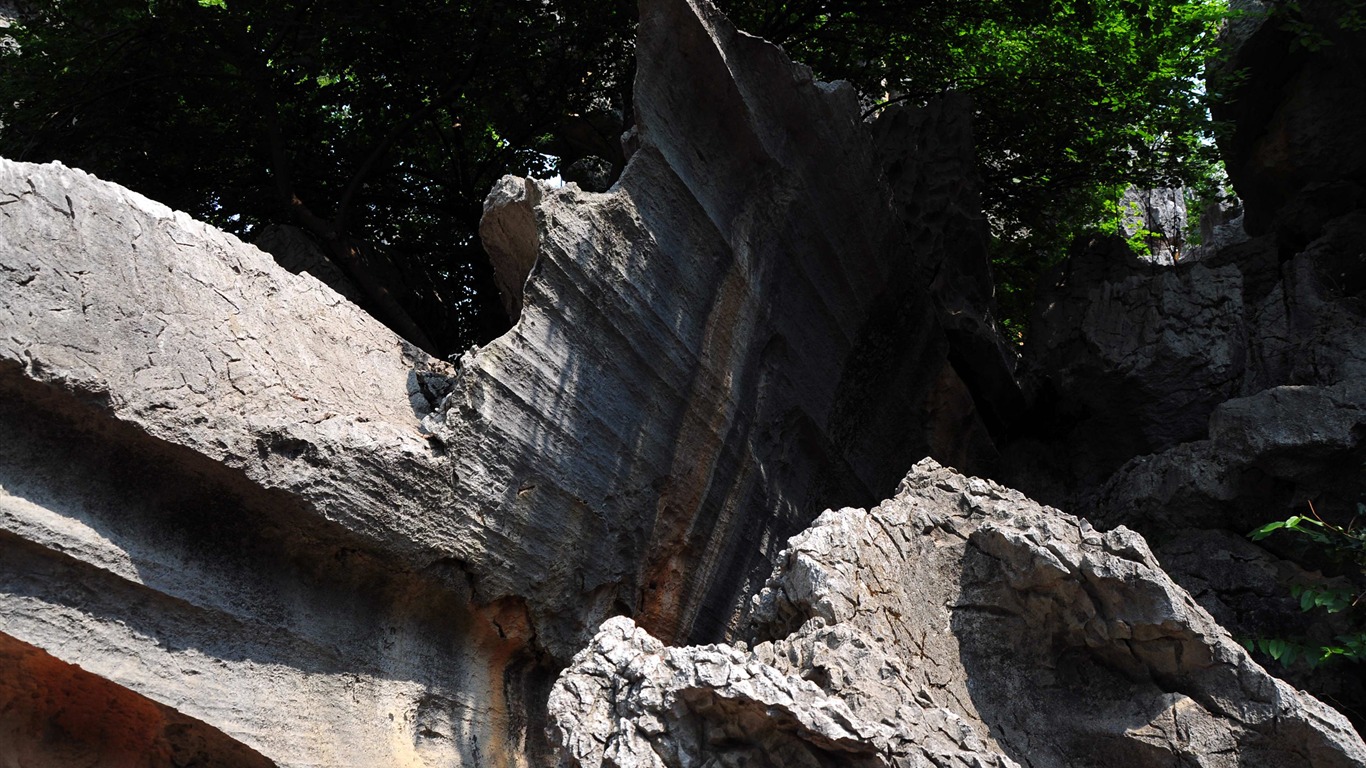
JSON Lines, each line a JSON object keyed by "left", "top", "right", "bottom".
{"left": 463, "top": 0, "right": 1009, "bottom": 655}
{"left": 0, "top": 0, "right": 1013, "bottom": 763}
{"left": 0, "top": 158, "right": 522, "bottom": 767}
{"left": 551, "top": 460, "right": 1366, "bottom": 768}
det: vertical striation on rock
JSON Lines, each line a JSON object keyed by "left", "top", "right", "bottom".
{"left": 0, "top": 0, "right": 1017, "bottom": 762}
{"left": 458, "top": 0, "right": 1005, "bottom": 655}
{"left": 6, "top": 0, "right": 1363, "bottom": 762}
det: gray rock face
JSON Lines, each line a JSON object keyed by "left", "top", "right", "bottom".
{"left": 1007, "top": 237, "right": 1248, "bottom": 500}
{"left": 1118, "top": 186, "right": 1189, "bottom": 265}
{"left": 0, "top": 158, "right": 521, "bottom": 768}
{"left": 6, "top": 0, "right": 1363, "bottom": 763}
{"left": 0, "top": 0, "right": 1015, "bottom": 763}
{"left": 1006, "top": 0, "right": 1366, "bottom": 728}
{"left": 551, "top": 460, "right": 1366, "bottom": 768}
{"left": 0, "top": 633, "right": 276, "bottom": 768}
{"left": 477, "top": 174, "right": 544, "bottom": 324}
{"left": 464, "top": 0, "right": 1003, "bottom": 654}
{"left": 1187, "top": 197, "right": 1249, "bottom": 262}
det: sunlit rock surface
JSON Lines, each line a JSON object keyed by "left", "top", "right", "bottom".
{"left": 551, "top": 461, "right": 1366, "bottom": 768}
{"left": 5, "top": 0, "right": 1363, "bottom": 764}
{"left": 0, "top": 0, "right": 1011, "bottom": 763}
{"left": 462, "top": 0, "right": 1007, "bottom": 656}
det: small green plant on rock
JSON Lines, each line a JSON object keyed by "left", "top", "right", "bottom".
{"left": 1246, "top": 501, "right": 1366, "bottom": 667}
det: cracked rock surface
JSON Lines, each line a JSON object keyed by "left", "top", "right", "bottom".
{"left": 552, "top": 460, "right": 1366, "bottom": 768}
{"left": 0, "top": 0, "right": 1016, "bottom": 763}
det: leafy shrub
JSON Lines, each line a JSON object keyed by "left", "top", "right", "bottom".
{"left": 1245, "top": 502, "right": 1366, "bottom": 667}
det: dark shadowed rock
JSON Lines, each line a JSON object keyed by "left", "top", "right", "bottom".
{"left": 1210, "top": 0, "right": 1366, "bottom": 236}
{"left": 1005, "top": 0, "right": 1366, "bottom": 727}
{"left": 1003, "top": 236, "right": 1247, "bottom": 507}
{"left": 561, "top": 156, "right": 616, "bottom": 193}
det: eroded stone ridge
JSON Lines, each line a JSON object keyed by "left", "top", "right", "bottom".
{"left": 457, "top": 0, "right": 1002, "bottom": 655}
{"left": 552, "top": 460, "right": 1366, "bottom": 768}
{"left": 0, "top": 0, "right": 1008, "bottom": 762}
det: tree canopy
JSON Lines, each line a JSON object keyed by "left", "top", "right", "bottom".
{"left": 0, "top": 0, "right": 1227, "bottom": 353}
{"left": 718, "top": 0, "right": 1226, "bottom": 328}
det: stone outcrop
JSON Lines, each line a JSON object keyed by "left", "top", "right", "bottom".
{"left": 0, "top": 0, "right": 1019, "bottom": 764}
{"left": 1000, "top": 0, "right": 1366, "bottom": 730}
{"left": 4, "top": 0, "right": 1365, "bottom": 763}
{"left": 0, "top": 158, "right": 520, "bottom": 768}
{"left": 463, "top": 0, "right": 1010, "bottom": 658}
{"left": 1119, "top": 186, "right": 1189, "bottom": 265}
{"left": 550, "top": 460, "right": 1366, "bottom": 768}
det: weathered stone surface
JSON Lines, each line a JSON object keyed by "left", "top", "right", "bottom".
{"left": 1004, "top": 236, "right": 1248, "bottom": 503}
{"left": 0, "top": 158, "right": 532, "bottom": 768}
{"left": 478, "top": 175, "right": 543, "bottom": 324}
{"left": 869, "top": 94, "right": 1023, "bottom": 445}
{"left": 0, "top": 0, "right": 1015, "bottom": 763}
{"left": 1096, "top": 381, "right": 1366, "bottom": 532}
{"left": 9, "top": 0, "right": 1363, "bottom": 762}
{"left": 1187, "top": 196, "right": 1249, "bottom": 262}
{"left": 1012, "top": 206, "right": 1366, "bottom": 530}
{"left": 1119, "top": 186, "right": 1189, "bottom": 265}
{"left": 549, "top": 616, "right": 1016, "bottom": 768}
{"left": 552, "top": 460, "right": 1366, "bottom": 768}
{"left": 0, "top": 633, "right": 276, "bottom": 768}
{"left": 464, "top": 0, "right": 1003, "bottom": 654}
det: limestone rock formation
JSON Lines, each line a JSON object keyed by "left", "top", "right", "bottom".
{"left": 550, "top": 460, "right": 1366, "bottom": 768}
{"left": 462, "top": 0, "right": 1009, "bottom": 658}
{"left": 1118, "top": 186, "right": 1189, "bottom": 265}
{"left": 0, "top": 157, "right": 510, "bottom": 768}
{"left": 5, "top": 0, "right": 1366, "bottom": 762}
{"left": 0, "top": 0, "right": 1017, "bottom": 763}
{"left": 549, "top": 616, "right": 1017, "bottom": 768}
{"left": 1014, "top": 236, "right": 1248, "bottom": 497}
{"left": 1000, "top": 0, "right": 1366, "bottom": 728}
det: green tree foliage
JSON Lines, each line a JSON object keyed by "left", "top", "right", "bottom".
{"left": 1247, "top": 501, "right": 1366, "bottom": 667}
{"left": 718, "top": 0, "right": 1227, "bottom": 329}
{"left": 0, "top": 0, "right": 634, "bottom": 354}
{"left": 0, "top": 0, "right": 1226, "bottom": 350}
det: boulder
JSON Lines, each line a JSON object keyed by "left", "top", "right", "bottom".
{"left": 550, "top": 460, "right": 1366, "bottom": 768}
